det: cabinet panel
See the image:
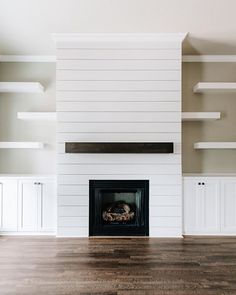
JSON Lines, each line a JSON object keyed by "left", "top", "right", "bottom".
{"left": 201, "top": 180, "right": 220, "bottom": 233}
{"left": 38, "top": 180, "right": 56, "bottom": 232}
{"left": 183, "top": 180, "right": 198, "bottom": 232}
{"left": 221, "top": 179, "right": 236, "bottom": 233}
{"left": 0, "top": 180, "right": 18, "bottom": 231}
{"left": 18, "top": 181, "right": 38, "bottom": 231}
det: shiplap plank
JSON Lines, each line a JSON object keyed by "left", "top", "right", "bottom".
{"left": 58, "top": 196, "right": 89, "bottom": 206}
{"left": 150, "top": 206, "right": 181, "bottom": 217}
{"left": 57, "top": 174, "right": 182, "bottom": 185}
{"left": 58, "top": 206, "right": 88, "bottom": 217}
{"left": 57, "top": 60, "right": 181, "bottom": 70}
{"left": 152, "top": 186, "right": 181, "bottom": 196}
{"left": 57, "top": 80, "right": 180, "bottom": 91}
{"left": 150, "top": 227, "right": 182, "bottom": 237}
{"left": 150, "top": 216, "right": 181, "bottom": 227}
{"left": 57, "top": 70, "right": 180, "bottom": 81}
{"left": 56, "top": 41, "right": 181, "bottom": 50}
{"left": 57, "top": 49, "right": 181, "bottom": 60}
{"left": 57, "top": 133, "right": 180, "bottom": 143}
{"left": 57, "top": 91, "right": 180, "bottom": 102}
{"left": 150, "top": 195, "right": 181, "bottom": 206}
{"left": 58, "top": 185, "right": 87, "bottom": 196}
{"left": 58, "top": 216, "right": 88, "bottom": 227}
{"left": 57, "top": 184, "right": 181, "bottom": 196}
{"left": 58, "top": 122, "right": 181, "bottom": 133}
{"left": 57, "top": 101, "right": 180, "bottom": 112}
{"left": 57, "top": 154, "right": 181, "bottom": 164}
{"left": 57, "top": 227, "right": 88, "bottom": 237}
{"left": 58, "top": 112, "right": 180, "bottom": 122}
{"left": 57, "top": 164, "right": 181, "bottom": 175}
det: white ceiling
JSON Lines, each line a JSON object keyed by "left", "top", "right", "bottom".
{"left": 1, "top": 0, "right": 236, "bottom": 55}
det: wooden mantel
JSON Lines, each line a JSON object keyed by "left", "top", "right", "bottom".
{"left": 65, "top": 142, "right": 174, "bottom": 154}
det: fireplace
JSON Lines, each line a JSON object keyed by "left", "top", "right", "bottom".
{"left": 89, "top": 180, "right": 149, "bottom": 236}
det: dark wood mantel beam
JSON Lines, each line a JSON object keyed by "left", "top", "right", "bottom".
{"left": 65, "top": 142, "right": 174, "bottom": 154}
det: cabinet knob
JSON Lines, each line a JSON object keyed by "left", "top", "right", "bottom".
{"left": 202, "top": 182, "right": 205, "bottom": 185}
{"left": 198, "top": 182, "right": 201, "bottom": 185}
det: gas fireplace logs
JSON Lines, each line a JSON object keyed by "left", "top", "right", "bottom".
{"left": 102, "top": 202, "right": 135, "bottom": 222}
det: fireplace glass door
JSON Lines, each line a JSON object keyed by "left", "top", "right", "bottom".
{"left": 89, "top": 180, "right": 149, "bottom": 236}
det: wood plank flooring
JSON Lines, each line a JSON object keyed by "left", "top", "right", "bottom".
{"left": 0, "top": 236, "right": 236, "bottom": 295}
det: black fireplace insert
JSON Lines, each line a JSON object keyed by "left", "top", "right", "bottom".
{"left": 89, "top": 180, "right": 149, "bottom": 236}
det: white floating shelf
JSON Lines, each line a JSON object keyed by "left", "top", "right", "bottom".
{"left": 0, "top": 142, "right": 44, "bottom": 149}
{"left": 193, "top": 82, "right": 236, "bottom": 93}
{"left": 182, "top": 112, "right": 221, "bottom": 121}
{"left": 194, "top": 142, "right": 236, "bottom": 149}
{"left": 0, "top": 55, "right": 56, "bottom": 63}
{"left": 17, "top": 112, "right": 56, "bottom": 121}
{"left": 183, "top": 55, "right": 236, "bottom": 63}
{"left": 0, "top": 82, "right": 44, "bottom": 93}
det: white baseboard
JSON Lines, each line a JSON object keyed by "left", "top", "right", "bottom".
{"left": 0, "top": 231, "right": 56, "bottom": 236}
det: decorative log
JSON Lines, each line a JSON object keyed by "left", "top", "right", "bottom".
{"left": 102, "top": 202, "right": 135, "bottom": 222}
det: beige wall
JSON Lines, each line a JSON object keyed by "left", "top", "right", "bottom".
{"left": 182, "top": 62, "right": 236, "bottom": 173}
{"left": 0, "top": 63, "right": 56, "bottom": 174}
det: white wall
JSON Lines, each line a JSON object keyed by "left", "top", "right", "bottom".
{"left": 56, "top": 34, "right": 183, "bottom": 237}
{"left": 1, "top": 0, "right": 236, "bottom": 55}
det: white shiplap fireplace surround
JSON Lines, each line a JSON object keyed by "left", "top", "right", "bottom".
{"left": 55, "top": 33, "right": 186, "bottom": 237}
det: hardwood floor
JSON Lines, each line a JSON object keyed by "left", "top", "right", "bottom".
{"left": 0, "top": 236, "right": 236, "bottom": 295}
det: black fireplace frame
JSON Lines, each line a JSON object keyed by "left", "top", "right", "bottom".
{"left": 89, "top": 180, "right": 149, "bottom": 236}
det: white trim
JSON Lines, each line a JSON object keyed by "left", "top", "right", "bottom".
{"left": 194, "top": 142, "right": 236, "bottom": 149}
{"left": 183, "top": 55, "right": 236, "bottom": 62}
{"left": 53, "top": 33, "right": 188, "bottom": 43}
{"left": 0, "top": 232, "right": 56, "bottom": 236}
{"left": 0, "top": 55, "right": 56, "bottom": 63}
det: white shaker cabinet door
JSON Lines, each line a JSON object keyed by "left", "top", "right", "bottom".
{"left": 0, "top": 179, "right": 18, "bottom": 231}
{"left": 200, "top": 179, "right": 220, "bottom": 233}
{"left": 183, "top": 179, "right": 199, "bottom": 233}
{"left": 37, "top": 179, "right": 56, "bottom": 232}
{"left": 221, "top": 178, "right": 236, "bottom": 234}
{"left": 184, "top": 178, "right": 220, "bottom": 234}
{"left": 18, "top": 180, "right": 38, "bottom": 232}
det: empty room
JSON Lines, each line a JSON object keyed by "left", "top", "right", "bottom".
{"left": 0, "top": 0, "right": 236, "bottom": 294}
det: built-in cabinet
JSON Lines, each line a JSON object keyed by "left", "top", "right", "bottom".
{"left": 0, "top": 176, "right": 56, "bottom": 234}
{"left": 184, "top": 176, "right": 236, "bottom": 235}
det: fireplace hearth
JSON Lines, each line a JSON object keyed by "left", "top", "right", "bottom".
{"left": 89, "top": 180, "right": 149, "bottom": 236}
